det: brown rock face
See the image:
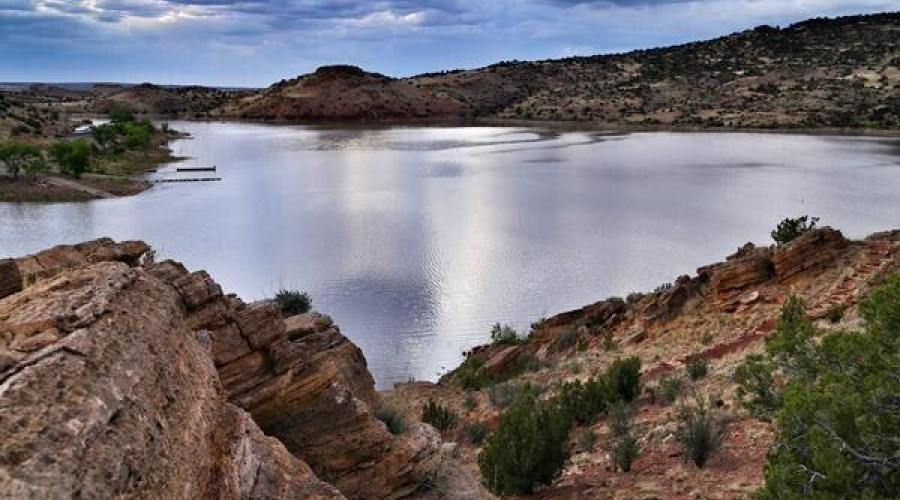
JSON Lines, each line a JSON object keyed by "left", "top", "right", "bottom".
{"left": 0, "top": 259, "right": 343, "bottom": 500}
{"left": 12, "top": 238, "right": 149, "bottom": 287}
{"left": 0, "top": 259, "right": 21, "bottom": 300}
{"left": 773, "top": 227, "right": 850, "bottom": 281}
{"left": 142, "top": 256, "right": 442, "bottom": 500}
{"left": 702, "top": 244, "right": 775, "bottom": 310}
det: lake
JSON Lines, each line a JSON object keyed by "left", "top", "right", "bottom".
{"left": 2, "top": 122, "right": 899, "bottom": 386}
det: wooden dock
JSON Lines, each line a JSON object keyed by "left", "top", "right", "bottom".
{"left": 176, "top": 166, "right": 217, "bottom": 173}
{"left": 154, "top": 177, "right": 222, "bottom": 183}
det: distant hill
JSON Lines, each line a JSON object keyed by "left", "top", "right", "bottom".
{"left": 228, "top": 12, "right": 900, "bottom": 129}
{"left": 223, "top": 65, "right": 471, "bottom": 121}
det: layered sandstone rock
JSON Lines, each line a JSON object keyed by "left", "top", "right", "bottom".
{"left": 161, "top": 268, "right": 442, "bottom": 500}
{"left": 701, "top": 244, "right": 775, "bottom": 310}
{"left": 5, "top": 238, "right": 149, "bottom": 294}
{"left": 773, "top": 227, "right": 849, "bottom": 281}
{"left": 0, "top": 260, "right": 343, "bottom": 500}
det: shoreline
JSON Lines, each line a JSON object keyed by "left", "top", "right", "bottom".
{"left": 171, "top": 114, "right": 900, "bottom": 138}
{"left": 0, "top": 129, "right": 188, "bottom": 203}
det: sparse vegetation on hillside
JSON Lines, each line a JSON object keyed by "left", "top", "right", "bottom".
{"left": 676, "top": 393, "right": 731, "bottom": 468}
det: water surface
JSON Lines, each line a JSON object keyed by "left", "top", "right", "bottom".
{"left": 2, "top": 123, "right": 899, "bottom": 386}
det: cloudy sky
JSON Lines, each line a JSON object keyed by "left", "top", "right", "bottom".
{"left": 1, "top": 0, "right": 895, "bottom": 86}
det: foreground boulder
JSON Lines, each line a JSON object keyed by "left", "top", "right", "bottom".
{"left": 0, "top": 239, "right": 441, "bottom": 500}
{"left": 0, "top": 260, "right": 344, "bottom": 500}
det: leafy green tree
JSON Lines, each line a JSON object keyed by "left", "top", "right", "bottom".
{"left": 478, "top": 393, "right": 571, "bottom": 495}
{"left": 122, "top": 121, "right": 154, "bottom": 150}
{"left": 90, "top": 124, "right": 119, "bottom": 153}
{"left": 756, "top": 274, "right": 900, "bottom": 499}
{"left": 771, "top": 216, "right": 819, "bottom": 245}
{"left": 0, "top": 141, "right": 40, "bottom": 179}
{"left": 48, "top": 139, "right": 92, "bottom": 177}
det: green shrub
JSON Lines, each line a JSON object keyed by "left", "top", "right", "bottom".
{"left": 490, "top": 323, "right": 522, "bottom": 346}
{"left": 478, "top": 393, "right": 571, "bottom": 496}
{"left": 659, "top": 374, "right": 685, "bottom": 405}
{"left": 765, "top": 296, "right": 820, "bottom": 382}
{"left": 376, "top": 406, "right": 407, "bottom": 435}
{"left": 771, "top": 216, "right": 819, "bottom": 245}
{"left": 465, "top": 422, "right": 490, "bottom": 445}
{"left": 734, "top": 354, "right": 780, "bottom": 419}
{"left": 274, "top": 289, "right": 312, "bottom": 316}
{"left": 421, "top": 399, "right": 458, "bottom": 432}
{"left": 609, "top": 402, "right": 640, "bottom": 472}
{"left": 755, "top": 274, "right": 900, "bottom": 499}
{"left": 675, "top": 394, "right": 730, "bottom": 468}
{"left": 488, "top": 381, "right": 538, "bottom": 409}
{"left": 456, "top": 356, "right": 489, "bottom": 390}
{"left": 686, "top": 357, "right": 709, "bottom": 380}
{"left": 607, "top": 357, "right": 642, "bottom": 402}
{"left": 555, "top": 377, "right": 612, "bottom": 424}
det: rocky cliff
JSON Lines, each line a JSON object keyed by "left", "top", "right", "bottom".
{"left": 0, "top": 239, "right": 447, "bottom": 500}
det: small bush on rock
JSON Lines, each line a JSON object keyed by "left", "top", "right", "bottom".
{"left": 771, "top": 216, "right": 819, "bottom": 245}
{"left": 422, "top": 399, "right": 458, "bottom": 432}
{"left": 376, "top": 405, "right": 407, "bottom": 435}
{"left": 274, "top": 289, "right": 312, "bottom": 316}
{"left": 490, "top": 323, "right": 522, "bottom": 346}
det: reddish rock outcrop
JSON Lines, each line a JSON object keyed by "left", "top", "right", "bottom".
{"left": 698, "top": 243, "right": 773, "bottom": 308}
{"left": 0, "top": 260, "right": 344, "bottom": 500}
{"left": 773, "top": 227, "right": 849, "bottom": 282}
